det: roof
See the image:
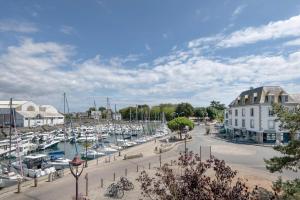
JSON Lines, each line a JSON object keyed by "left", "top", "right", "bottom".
{"left": 229, "top": 86, "right": 291, "bottom": 107}
{"left": 0, "top": 101, "right": 29, "bottom": 109}
{"left": 289, "top": 94, "right": 300, "bottom": 104}
{"left": 17, "top": 111, "right": 64, "bottom": 118}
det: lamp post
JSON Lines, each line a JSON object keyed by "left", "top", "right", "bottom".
{"left": 69, "top": 155, "right": 84, "bottom": 200}
{"left": 85, "top": 134, "right": 88, "bottom": 168}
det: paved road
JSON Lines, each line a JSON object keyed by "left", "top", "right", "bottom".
{"left": 1, "top": 125, "right": 298, "bottom": 200}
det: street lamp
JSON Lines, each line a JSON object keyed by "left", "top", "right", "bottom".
{"left": 85, "top": 134, "right": 88, "bottom": 168}
{"left": 69, "top": 155, "right": 84, "bottom": 200}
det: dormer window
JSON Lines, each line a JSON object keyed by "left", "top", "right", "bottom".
{"left": 253, "top": 93, "right": 257, "bottom": 103}
{"left": 279, "top": 95, "right": 288, "bottom": 103}
{"left": 244, "top": 95, "right": 248, "bottom": 104}
{"left": 265, "top": 94, "right": 275, "bottom": 103}
{"left": 237, "top": 96, "right": 241, "bottom": 105}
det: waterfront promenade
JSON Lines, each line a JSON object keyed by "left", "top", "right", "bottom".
{"left": 0, "top": 125, "right": 295, "bottom": 200}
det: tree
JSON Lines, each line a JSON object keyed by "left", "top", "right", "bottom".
{"left": 167, "top": 117, "right": 194, "bottom": 139}
{"left": 194, "top": 107, "right": 207, "bottom": 119}
{"left": 210, "top": 100, "right": 226, "bottom": 110}
{"left": 265, "top": 103, "right": 300, "bottom": 199}
{"left": 87, "top": 107, "right": 96, "bottom": 117}
{"left": 98, "top": 106, "right": 106, "bottom": 112}
{"left": 175, "top": 103, "right": 194, "bottom": 117}
{"left": 137, "top": 152, "right": 260, "bottom": 200}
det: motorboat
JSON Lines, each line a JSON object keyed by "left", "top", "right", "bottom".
{"left": 12, "top": 154, "right": 56, "bottom": 178}
{"left": 38, "top": 139, "right": 60, "bottom": 150}
{"left": 99, "top": 147, "right": 118, "bottom": 154}
{"left": 81, "top": 149, "right": 105, "bottom": 159}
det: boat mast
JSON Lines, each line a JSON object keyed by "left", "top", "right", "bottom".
{"left": 12, "top": 108, "right": 23, "bottom": 176}
{"left": 63, "top": 92, "right": 66, "bottom": 158}
{"left": 8, "top": 98, "right": 12, "bottom": 172}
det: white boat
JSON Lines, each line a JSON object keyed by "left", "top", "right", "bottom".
{"left": 77, "top": 134, "right": 97, "bottom": 143}
{"left": 99, "top": 147, "right": 118, "bottom": 154}
{"left": 12, "top": 154, "right": 56, "bottom": 178}
{"left": 81, "top": 149, "right": 105, "bottom": 159}
{"left": 38, "top": 140, "right": 60, "bottom": 150}
{"left": 47, "top": 158, "right": 71, "bottom": 170}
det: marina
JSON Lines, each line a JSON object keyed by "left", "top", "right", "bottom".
{"left": 0, "top": 121, "right": 170, "bottom": 188}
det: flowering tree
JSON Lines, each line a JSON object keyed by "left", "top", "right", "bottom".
{"left": 137, "top": 152, "right": 262, "bottom": 200}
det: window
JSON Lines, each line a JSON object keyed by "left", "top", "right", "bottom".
{"left": 250, "top": 108, "right": 254, "bottom": 117}
{"left": 268, "top": 120, "right": 275, "bottom": 129}
{"left": 235, "top": 119, "right": 238, "bottom": 126}
{"left": 235, "top": 109, "right": 238, "bottom": 116}
{"left": 280, "top": 95, "right": 288, "bottom": 103}
{"left": 253, "top": 96, "right": 257, "bottom": 103}
{"left": 225, "top": 112, "right": 228, "bottom": 119}
{"left": 229, "top": 119, "right": 232, "bottom": 125}
{"left": 225, "top": 120, "right": 228, "bottom": 125}
{"left": 285, "top": 95, "right": 289, "bottom": 102}
{"left": 250, "top": 119, "right": 254, "bottom": 128}
{"left": 242, "top": 108, "right": 245, "bottom": 117}
{"left": 268, "top": 107, "right": 274, "bottom": 117}
{"left": 269, "top": 95, "right": 275, "bottom": 103}
{"left": 229, "top": 110, "right": 232, "bottom": 115}
{"left": 242, "top": 119, "right": 245, "bottom": 127}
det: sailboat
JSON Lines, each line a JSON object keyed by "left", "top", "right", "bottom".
{"left": 0, "top": 98, "right": 23, "bottom": 188}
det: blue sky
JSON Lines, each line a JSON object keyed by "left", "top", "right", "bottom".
{"left": 1, "top": 0, "right": 300, "bottom": 111}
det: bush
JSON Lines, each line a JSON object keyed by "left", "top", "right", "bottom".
{"left": 137, "top": 152, "right": 262, "bottom": 200}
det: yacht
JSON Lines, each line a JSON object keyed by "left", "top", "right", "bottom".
{"left": 81, "top": 149, "right": 105, "bottom": 159}
{"left": 12, "top": 154, "right": 56, "bottom": 178}
{"left": 38, "top": 139, "right": 60, "bottom": 150}
{"left": 0, "top": 168, "right": 22, "bottom": 188}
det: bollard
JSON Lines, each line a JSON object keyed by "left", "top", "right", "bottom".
{"left": 85, "top": 173, "right": 88, "bottom": 197}
{"left": 48, "top": 173, "right": 52, "bottom": 182}
{"left": 148, "top": 162, "right": 151, "bottom": 169}
{"left": 210, "top": 146, "right": 212, "bottom": 158}
{"left": 114, "top": 155, "right": 116, "bottom": 161}
{"left": 136, "top": 165, "right": 139, "bottom": 172}
{"left": 113, "top": 172, "right": 115, "bottom": 181}
{"left": 109, "top": 156, "right": 111, "bottom": 163}
{"left": 119, "top": 150, "right": 121, "bottom": 156}
{"left": 200, "top": 146, "right": 202, "bottom": 161}
{"left": 125, "top": 168, "right": 127, "bottom": 177}
{"left": 100, "top": 178, "right": 103, "bottom": 188}
{"left": 159, "top": 155, "right": 162, "bottom": 168}
{"left": 17, "top": 179, "right": 21, "bottom": 193}
{"left": 34, "top": 176, "right": 38, "bottom": 187}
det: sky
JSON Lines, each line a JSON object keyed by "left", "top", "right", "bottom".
{"left": 1, "top": 0, "right": 300, "bottom": 112}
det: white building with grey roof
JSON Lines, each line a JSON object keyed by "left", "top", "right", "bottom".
{"left": 0, "top": 100, "right": 64, "bottom": 127}
{"left": 224, "top": 86, "right": 300, "bottom": 144}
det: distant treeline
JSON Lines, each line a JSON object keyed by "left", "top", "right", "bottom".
{"left": 118, "top": 101, "right": 226, "bottom": 122}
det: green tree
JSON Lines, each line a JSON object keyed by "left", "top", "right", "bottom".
{"left": 210, "top": 100, "right": 226, "bottom": 110}
{"left": 167, "top": 117, "right": 194, "bottom": 139}
{"left": 98, "top": 106, "right": 106, "bottom": 112}
{"left": 194, "top": 107, "right": 207, "bottom": 119}
{"left": 175, "top": 103, "right": 194, "bottom": 117}
{"left": 87, "top": 107, "right": 96, "bottom": 117}
{"left": 265, "top": 103, "right": 300, "bottom": 199}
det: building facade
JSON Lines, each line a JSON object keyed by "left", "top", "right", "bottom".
{"left": 0, "top": 101, "right": 64, "bottom": 127}
{"left": 224, "top": 86, "right": 300, "bottom": 143}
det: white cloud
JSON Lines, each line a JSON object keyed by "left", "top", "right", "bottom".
{"left": 145, "top": 43, "right": 151, "bottom": 51}
{"left": 0, "top": 19, "right": 38, "bottom": 33}
{"left": 284, "top": 38, "right": 300, "bottom": 46}
{"left": 60, "top": 25, "right": 75, "bottom": 35}
{"left": 2, "top": 33, "right": 300, "bottom": 110}
{"left": 232, "top": 5, "right": 247, "bottom": 18}
{"left": 218, "top": 15, "right": 300, "bottom": 48}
